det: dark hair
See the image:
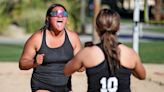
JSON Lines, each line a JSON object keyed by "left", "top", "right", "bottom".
{"left": 46, "top": 4, "right": 67, "bottom": 17}
{"left": 40, "top": 4, "right": 67, "bottom": 30}
{"left": 96, "top": 9, "right": 120, "bottom": 74}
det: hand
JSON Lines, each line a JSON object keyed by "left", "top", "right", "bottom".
{"left": 77, "top": 67, "right": 85, "bottom": 72}
{"left": 36, "top": 54, "right": 44, "bottom": 65}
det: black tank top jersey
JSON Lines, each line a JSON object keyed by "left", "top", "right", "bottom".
{"left": 86, "top": 43, "right": 132, "bottom": 92}
{"left": 32, "top": 30, "right": 74, "bottom": 86}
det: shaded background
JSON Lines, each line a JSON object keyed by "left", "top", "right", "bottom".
{"left": 0, "top": 0, "right": 163, "bottom": 63}
{"left": 0, "top": 0, "right": 164, "bottom": 92}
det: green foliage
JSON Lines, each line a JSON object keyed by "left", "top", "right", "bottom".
{"left": 9, "top": 0, "right": 47, "bottom": 33}
{"left": 65, "top": 0, "right": 81, "bottom": 32}
{"left": 0, "top": 0, "right": 81, "bottom": 33}
{"left": 17, "top": 9, "right": 45, "bottom": 33}
{"left": 0, "top": 0, "right": 12, "bottom": 33}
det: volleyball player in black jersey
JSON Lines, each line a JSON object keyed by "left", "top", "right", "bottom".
{"left": 64, "top": 9, "right": 146, "bottom": 92}
{"left": 19, "top": 4, "right": 81, "bottom": 92}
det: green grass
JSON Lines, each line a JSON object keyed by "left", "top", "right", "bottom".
{"left": 0, "top": 41, "right": 164, "bottom": 64}
{"left": 122, "top": 41, "right": 164, "bottom": 64}
{"left": 139, "top": 41, "right": 164, "bottom": 64}
{"left": 0, "top": 44, "right": 23, "bottom": 62}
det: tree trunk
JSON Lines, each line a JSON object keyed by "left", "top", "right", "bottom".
{"left": 144, "top": 0, "right": 149, "bottom": 22}
{"left": 93, "top": 0, "right": 101, "bottom": 43}
{"left": 80, "top": 0, "right": 86, "bottom": 34}
{"left": 154, "top": 0, "right": 161, "bottom": 21}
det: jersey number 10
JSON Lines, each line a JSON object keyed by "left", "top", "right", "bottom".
{"left": 100, "top": 77, "right": 118, "bottom": 92}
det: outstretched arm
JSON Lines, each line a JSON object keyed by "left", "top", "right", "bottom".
{"left": 68, "top": 30, "right": 84, "bottom": 72}
{"left": 64, "top": 51, "right": 83, "bottom": 76}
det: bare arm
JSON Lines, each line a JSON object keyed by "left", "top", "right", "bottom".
{"left": 64, "top": 30, "right": 83, "bottom": 75}
{"left": 19, "top": 32, "right": 43, "bottom": 70}
{"left": 72, "top": 32, "right": 81, "bottom": 55}
{"left": 67, "top": 30, "right": 84, "bottom": 72}
{"left": 64, "top": 52, "right": 83, "bottom": 76}
{"left": 132, "top": 50, "right": 146, "bottom": 80}
{"left": 64, "top": 46, "right": 105, "bottom": 76}
{"left": 19, "top": 36, "right": 37, "bottom": 70}
{"left": 73, "top": 34, "right": 86, "bottom": 72}
{"left": 132, "top": 53, "right": 146, "bottom": 80}
{"left": 119, "top": 44, "right": 146, "bottom": 80}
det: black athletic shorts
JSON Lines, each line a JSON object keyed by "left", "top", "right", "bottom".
{"left": 31, "top": 78, "right": 69, "bottom": 92}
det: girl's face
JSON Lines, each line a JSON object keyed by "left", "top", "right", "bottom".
{"left": 48, "top": 6, "right": 68, "bottom": 31}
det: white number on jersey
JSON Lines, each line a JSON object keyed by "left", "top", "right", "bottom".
{"left": 100, "top": 77, "right": 118, "bottom": 92}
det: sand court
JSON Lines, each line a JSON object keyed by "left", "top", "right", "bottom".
{"left": 0, "top": 62, "right": 164, "bottom": 92}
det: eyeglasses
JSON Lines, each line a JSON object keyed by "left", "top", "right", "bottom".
{"left": 49, "top": 10, "right": 68, "bottom": 17}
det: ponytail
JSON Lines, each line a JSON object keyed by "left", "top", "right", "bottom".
{"left": 101, "top": 31, "right": 120, "bottom": 74}
{"left": 96, "top": 9, "right": 121, "bottom": 74}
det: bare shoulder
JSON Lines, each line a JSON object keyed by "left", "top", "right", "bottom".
{"left": 26, "top": 30, "right": 42, "bottom": 43}
{"left": 81, "top": 46, "right": 99, "bottom": 54}
{"left": 25, "top": 30, "right": 43, "bottom": 50}
{"left": 78, "top": 46, "right": 105, "bottom": 67}
{"left": 118, "top": 44, "right": 138, "bottom": 68}
{"left": 77, "top": 46, "right": 91, "bottom": 56}
{"left": 66, "top": 29, "right": 81, "bottom": 52}
{"left": 75, "top": 46, "right": 96, "bottom": 59}
{"left": 66, "top": 29, "right": 80, "bottom": 40}
{"left": 85, "top": 45, "right": 102, "bottom": 52}
{"left": 119, "top": 45, "right": 145, "bottom": 79}
{"left": 119, "top": 44, "right": 137, "bottom": 56}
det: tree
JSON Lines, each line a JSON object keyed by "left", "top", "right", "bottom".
{"left": 93, "top": 0, "right": 101, "bottom": 43}
{"left": 154, "top": 0, "right": 161, "bottom": 21}
{"left": 144, "top": 0, "right": 149, "bottom": 22}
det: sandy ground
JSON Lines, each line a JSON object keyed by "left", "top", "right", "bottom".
{"left": 0, "top": 62, "right": 164, "bottom": 92}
